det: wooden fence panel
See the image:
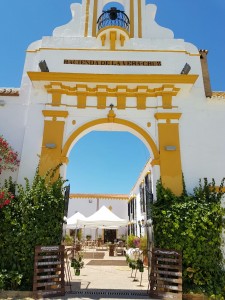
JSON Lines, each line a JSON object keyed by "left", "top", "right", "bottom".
{"left": 149, "top": 248, "right": 182, "bottom": 300}
{"left": 33, "top": 245, "right": 65, "bottom": 298}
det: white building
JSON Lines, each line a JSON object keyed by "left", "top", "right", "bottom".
{"left": 0, "top": 1, "right": 225, "bottom": 238}
{"left": 68, "top": 193, "right": 128, "bottom": 241}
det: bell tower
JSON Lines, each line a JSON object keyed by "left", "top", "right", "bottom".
{"left": 83, "top": 0, "right": 144, "bottom": 39}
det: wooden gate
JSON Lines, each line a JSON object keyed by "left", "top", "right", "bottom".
{"left": 149, "top": 248, "right": 182, "bottom": 300}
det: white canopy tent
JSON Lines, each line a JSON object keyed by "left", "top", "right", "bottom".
{"left": 66, "top": 211, "right": 87, "bottom": 229}
{"left": 76, "top": 205, "right": 128, "bottom": 229}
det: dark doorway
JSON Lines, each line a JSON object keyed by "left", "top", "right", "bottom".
{"left": 104, "top": 229, "right": 116, "bottom": 243}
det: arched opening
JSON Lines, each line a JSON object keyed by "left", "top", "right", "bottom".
{"left": 97, "top": 2, "right": 129, "bottom": 33}
{"left": 62, "top": 118, "right": 159, "bottom": 160}
{"left": 62, "top": 119, "right": 158, "bottom": 293}
{"left": 103, "top": 1, "right": 124, "bottom": 11}
{"left": 67, "top": 131, "right": 150, "bottom": 194}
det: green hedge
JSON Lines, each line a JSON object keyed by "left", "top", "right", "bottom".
{"left": 0, "top": 168, "right": 66, "bottom": 290}
{"left": 152, "top": 178, "right": 225, "bottom": 296}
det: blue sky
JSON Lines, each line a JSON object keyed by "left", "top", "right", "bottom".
{"left": 0, "top": 1, "right": 224, "bottom": 194}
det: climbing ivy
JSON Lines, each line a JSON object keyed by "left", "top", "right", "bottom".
{"left": 152, "top": 178, "right": 225, "bottom": 296}
{"left": 0, "top": 167, "right": 66, "bottom": 290}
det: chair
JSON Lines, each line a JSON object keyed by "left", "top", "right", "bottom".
{"left": 115, "top": 241, "right": 125, "bottom": 256}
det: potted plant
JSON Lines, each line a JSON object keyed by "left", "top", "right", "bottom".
{"left": 86, "top": 234, "right": 91, "bottom": 241}
{"left": 71, "top": 253, "right": 84, "bottom": 276}
{"left": 136, "top": 258, "right": 144, "bottom": 272}
{"left": 140, "top": 235, "right": 148, "bottom": 266}
{"left": 97, "top": 236, "right": 102, "bottom": 247}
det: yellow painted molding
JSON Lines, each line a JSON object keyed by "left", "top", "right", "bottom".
{"left": 77, "top": 93, "right": 86, "bottom": 108}
{"left": 45, "top": 82, "right": 180, "bottom": 95}
{"left": 162, "top": 93, "right": 172, "bottom": 109}
{"left": 130, "top": 0, "right": 134, "bottom": 38}
{"left": 110, "top": 31, "right": 117, "bottom": 50}
{"left": 137, "top": 94, "right": 146, "bottom": 110}
{"left": 138, "top": 0, "right": 142, "bottom": 38}
{"left": 101, "top": 34, "right": 106, "bottom": 46}
{"left": 157, "top": 123, "right": 182, "bottom": 195}
{"left": 28, "top": 72, "right": 199, "bottom": 85}
{"left": 151, "top": 158, "right": 160, "bottom": 166}
{"left": 154, "top": 113, "right": 182, "bottom": 120}
{"left": 97, "top": 26, "right": 129, "bottom": 39}
{"left": 43, "top": 82, "right": 184, "bottom": 110}
{"left": 39, "top": 119, "right": 66, "bottom": 177}
{"left": 92, "top": 0, "right": 98, "bottom": 37}
{"left": 61, "top": 118, "right": 159, "bottom": 160}
{"left": 84, "top": 0, "right": 90, "bottom": 37}
{"left": 61, "top": 156, "right": 69, "bottom": 164}
{"left": 52, "top": 92, "right": 61, "bottom": 106}
{"left": 97, "top": 93, "right": 107, "bottom": 109}
{"left": 27, "top": 47, "right": 201, "bottom": 56}
{"left": 120, "top": 34, "right": 125, "bottom": 47}
{"left": 42, "top": 110, "right": 69, "bottom": 118}
{"left": 214, "top": 187, "right": 225, "bottom": 193}
{"left": 70, "top": 193, "right": 129, "bottom": 200}
{"left": 107, "top": 109, "right": 116, "bottom": 122}
{"left": 117, "top": 94, "right": 126, "bottom": 109}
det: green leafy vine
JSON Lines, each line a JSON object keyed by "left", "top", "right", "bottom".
{"left": 152, "top": 178, "right": 225, "bottom": 296}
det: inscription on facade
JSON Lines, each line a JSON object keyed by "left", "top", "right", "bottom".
{"left": 64, "top": 59, "right": 161, "bottom": 66}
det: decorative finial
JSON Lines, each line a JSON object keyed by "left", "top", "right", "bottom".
{"left": 107, "top": 104, "right": 116, "bottom": 122}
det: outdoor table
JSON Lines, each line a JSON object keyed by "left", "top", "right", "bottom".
{"left": 109, "top": 244, "right": 115, "bottom": 256}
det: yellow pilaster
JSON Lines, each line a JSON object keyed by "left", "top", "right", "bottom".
{"left": 137, "top": 94, "right": 146, "bottom": 109}
{"left": 117, "top": 94, "right": 126, "bottom": 109}
{"left": 77, "top": 93, "right": 87, "bottom": 108}
{"left": 92, "top": 0, "right": 98, "bottom": 37}
{"left": 138, "top": 0, "right": 142, "bottom": 38}
{"left": 130, "top": 0, "right": 134, "bottom": 38}
{"left": 52, "top": 92, "right": 62, "bottom": 106}
{"left": 84, "top": 0, "right": 90, "bottom": 37}
{"left": 97, "top": 93, "right": 107, "bottom": 109}
{"left": 101, "top": 34, "right": 106, "bottom": 46}
{"left": 120, "top": 34, "right": 125, "bottom": 47}
{"left": 39, "top": 110, "right": 68, "bottom": 178}
{"left": 110, "top": 31, "right": 117, "bottom": 50}
{"left": 155, "top": 113, "right": 182, "bottom": 195}
{"left": 162, "top": 93, "right": 173, "bottom": 109}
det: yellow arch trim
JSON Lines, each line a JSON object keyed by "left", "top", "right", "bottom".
{"left": 61, "top": 118, "right": 159, "bottom": 161}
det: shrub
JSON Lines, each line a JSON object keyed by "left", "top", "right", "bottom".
{"left": 152, "top": 178, "right": 225, "bottom": 296}
{"left": 0, "top": 167, "right": 67, "bottom": 290}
